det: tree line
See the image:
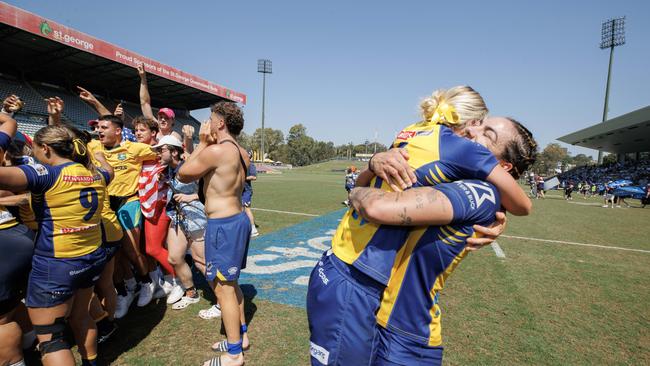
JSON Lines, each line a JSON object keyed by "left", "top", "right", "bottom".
{"left": 531, "top": 142, "right": 602, "bottom": 175}
{"left": 238, "top": 124, "right": 387, "bottom": 166}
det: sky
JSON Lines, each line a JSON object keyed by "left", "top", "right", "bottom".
{"left": 7, "top": 0, "right": 650, "bottom": 157}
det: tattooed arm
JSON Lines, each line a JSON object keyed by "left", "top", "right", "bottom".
{"left": 349, "top": 186, "right": 453, "bottom": 226}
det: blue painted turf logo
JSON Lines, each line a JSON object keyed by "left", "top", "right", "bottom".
{"left": 239, "top": 209, "right": 346, "bottom": 308}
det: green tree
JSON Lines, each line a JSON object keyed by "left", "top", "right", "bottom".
{"left": 571, "top": 154, "right": 593, "bottom": 167}
{"left": 533, "top": 143, "right": 569, "bottom": 174}
{"left": 252, "top": 128, "right": 285, "bottom": 159}
{"left": 287, "top": 124, "right": 315, "bottom": 166}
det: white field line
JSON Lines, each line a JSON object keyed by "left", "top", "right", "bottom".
{"left": 500, "top": 235, "right": 650, "bottom": 254}
{"left": 252, "top": 208, "right": 319, "bottom": 217}
{"left": 567, "top": 201, "right": 603, "bottom": 207}
{"left": 491, "top": 241, "right": 506, "bottom": 258}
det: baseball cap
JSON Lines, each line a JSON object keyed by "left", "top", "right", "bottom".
{"left": 158, "top": 108, "right": 175, "bottom": 119}
{"left": 152, "top": 135, "right": 183, "bottom": 149}
{"left": 88, "top": 119, "right": 99, "bottom": 126}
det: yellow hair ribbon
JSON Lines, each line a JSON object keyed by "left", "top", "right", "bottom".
{"left": 72, "top": 138, "right": 87, "bottom": 156}
{"left": 429, "top": 101, "right": 460, "bottom": 126}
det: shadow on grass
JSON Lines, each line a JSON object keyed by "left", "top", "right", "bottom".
{"left": 98, "top": 299, "right": 167, "bottom": 365}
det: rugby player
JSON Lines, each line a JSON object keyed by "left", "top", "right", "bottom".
{"left": 306, "top": 86, "right": 535, "bottom": 365}
{"left": 178, "top": 102, "right": 251, "bottom": 366}
{"left": 0, "top": 125, "right": 112, "bottom": 366}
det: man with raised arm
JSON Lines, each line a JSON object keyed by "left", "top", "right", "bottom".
{"left": 137, "top": 64, "right": 194, "bottom": 153}
{"left": 178, "top": 102, "right": 251, "bottom": 366}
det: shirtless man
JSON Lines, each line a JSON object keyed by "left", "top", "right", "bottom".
{"left": 178, "top": 102, "right": 250, "bottom": 366}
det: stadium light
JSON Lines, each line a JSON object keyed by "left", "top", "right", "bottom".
{"left": 597, "top": 16, "right": 625, "bottom": 164}
{"left": 257, "top": 59, "right": 272, "bottom": 163}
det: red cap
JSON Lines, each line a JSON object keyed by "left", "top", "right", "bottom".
{"left": 158, "top": 108, "right": 175, "bottom": 119}
{"left": 88, "top": 119, "right": 99, "bottom": 126}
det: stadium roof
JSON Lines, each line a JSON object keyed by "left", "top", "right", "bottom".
{"left": 557, "top": 106, "right": 650, "bottom": 154}
{"left": 0, "top": 2, "right": 246, "bottom": 110}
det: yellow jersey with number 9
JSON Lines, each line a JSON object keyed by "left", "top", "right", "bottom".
{"left": 18, "top": 162, "right": 111, "bottom": 258}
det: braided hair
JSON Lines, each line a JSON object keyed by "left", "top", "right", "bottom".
{"left": 501, "top": 117, "right": 538, "bottom": 179}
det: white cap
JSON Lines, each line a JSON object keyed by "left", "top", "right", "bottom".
{"left": 152, "top": 135, "right": 183, "bottom": 149}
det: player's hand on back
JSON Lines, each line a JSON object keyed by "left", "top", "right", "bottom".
{"left": 370, "top": 148, "right": 417, "bottom": 192}
{"left": 466, "top": 211, "right": 507, "bottom": 252}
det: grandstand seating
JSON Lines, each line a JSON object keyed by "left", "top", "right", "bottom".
{"left": 0, "top": 77, "right": 47, "bottom": 115}
{"left": 2, "top": 76, "right": 201, "bottom": 140}
{"left": 32, "top": 83, "right": 97, "bottom": 127}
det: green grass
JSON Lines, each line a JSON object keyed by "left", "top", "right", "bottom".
{"left": 95, "top": 164, "right": 649, "bottom": 365}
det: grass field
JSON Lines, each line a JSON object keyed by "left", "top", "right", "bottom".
{"left": 89, "top": 160, "right": 649, "bottom": 365}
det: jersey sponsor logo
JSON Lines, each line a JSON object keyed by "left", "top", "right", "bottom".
{"left": 310, "top": 341, "right": 330, "bottom": 365}
{"left": 463, "top": 181, "right": 496, "bottom": 208}
{"left": 62, "top": 175, "right": 95, "bottom": 183}
{"left": 318, "top": 267, "right": 329, "bottom": 285}
{"left": 60, "top": 224, "right": 97, "bottom": 234}
{"left": 228, "top": 266, "right": 239, "bottom": 276}
{"left": 114, "top": 165, "right": 128, "bottom": 171}
{"left": 117, "top": 153, "right": 127, "bottom": 160}
{"left": 33, "top": 164, "right": 49, "bottom": 176}
{"left": 396, "top": 130, "right": 417, "bottom": 140}
{"left": 416, "top": 130, "right": 433, "bottom": 136}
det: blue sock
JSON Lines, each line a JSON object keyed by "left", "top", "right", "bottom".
{"left": 240, "top": 323, "right": 247, "bottom": 334}
{"left": 81, "top": 359, "right": 97, "bottom": 366}
{"left": 227, "top": 339, "right": 243, "bottom": 355}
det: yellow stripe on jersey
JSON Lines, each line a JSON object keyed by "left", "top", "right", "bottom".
{"left": 435, "top": 165, "right": 450, "bottom": 183}
{"left": 376, "top": 227, "right": 427, "bottom": 327}
{"left": 0, "top": 205, "right": 18, "bottom": 230}
{"left": 439, "top": 226, "right": 462, "bottom": 242}
{"left": 427, "top": 249, "right": 469, "bottom": 346}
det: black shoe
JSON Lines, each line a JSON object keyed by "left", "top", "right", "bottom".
{"left": 97, "top": 318, "right": 118, "bottom": 344}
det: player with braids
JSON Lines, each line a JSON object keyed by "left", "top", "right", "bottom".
{"left": 0, "top": 124, "right": 113, "bottom": 366}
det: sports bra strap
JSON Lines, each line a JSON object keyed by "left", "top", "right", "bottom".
{"left": 219, "top": 139, "right": 248, "bottom": 174}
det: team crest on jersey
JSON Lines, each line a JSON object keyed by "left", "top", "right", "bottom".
{"left": 396, "top": 130, "right": 417, "bottom": 140}
{"left": 117, "top": 153, "right": 127, "bottom": 160}
{"left": 33, "top": 164, "right": 48, "bottom": 176}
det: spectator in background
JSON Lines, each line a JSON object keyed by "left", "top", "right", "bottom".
{"left": 536, "top": 175, "right": 545, "bottom": 199}
{"left": 564, "top": 180, "right": 574, "bottom": 200}
{"left": 78, "top": 86, "right": 137, "bottom": 142}
{"left": 242, "top": 151, "right": 259, "bottom": 237}
{"left": 342, "top": 166, "right": 358, "bottom": 206}
{"left": 137, "top": 65, "right": 194, "bottom": 153}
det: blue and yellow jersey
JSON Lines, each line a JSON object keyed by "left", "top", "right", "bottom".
{"left": 88, "top": 139, "right": 156, "bottom": 199}
{"left": 331, "top": 124, "right": 498, "bottom": 284}
{"left": 18, "top": 162, "right": 111, "bottom": 258}
{"left": 376, "top": 180, "right": 501, "bottom": 346}
{"left": 0, "top": 205, "right": 18, "bottom": 230}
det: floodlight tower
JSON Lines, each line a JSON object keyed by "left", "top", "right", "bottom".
{"left": 257, "top": 59, "right": 272, "bottom": 163}
{"left": 597, "top": 17, "right": 625, "bottom": 164}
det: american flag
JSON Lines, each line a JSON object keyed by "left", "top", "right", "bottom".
{"left": 138, "top": 160, "right": 168, "bottom": 219}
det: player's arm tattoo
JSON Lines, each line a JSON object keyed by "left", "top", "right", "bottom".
{"left": 397, "top": 207, "right": 412, "bottom": 225}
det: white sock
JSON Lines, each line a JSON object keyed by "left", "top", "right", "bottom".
{"left": 125, "top": 277, "right": 137, "bottom": 291}
{"left": 10, "top": 359, "right": 26, "bottom": 366}
{"left": 21, "top": 330, "right": 35, "bottom": 349}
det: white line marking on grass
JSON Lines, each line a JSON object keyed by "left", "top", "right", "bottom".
{"left": 251, "top": 208, "right": 319, "bottom": 217}
{"left": 491, "top": 241, "right": 506, "bottom": 258}
{"left": 500, "top": 235, "right": 650, "bottom": 254}
{"left": 567, "top": 202, "right": 603, "bottom": 207}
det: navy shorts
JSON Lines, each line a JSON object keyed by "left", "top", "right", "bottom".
{"left": 370, "top": 325, "right": 443, "bottom": 366}
{"left": 204, "top": 211, "right": 251, "bottom": 282}
{"left": 241, "top": 190, "right": 252, "bottom": 207}
{"left": 306, "top": 250, "right": 384, "bottom": 366}
{"left": 0, "top": 224, "right": 35, "bottom": 315}
{"left": 26, "top": 247, "right": 107, "bottom": 308}
{"left": 103, "top": 241, "right": 121, "bottom": 261}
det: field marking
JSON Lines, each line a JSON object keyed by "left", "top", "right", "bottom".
{"left": 252, "top": 208, "right": 319, "bottom": 217}
{"left": 501, "top": 235, "right": 650, "bottom": 254}
{"left": 491, "top": 241, "right": 506, "bottom": 258}
{"left": 567, "top": 201, "right": 603, "bottom": 207}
